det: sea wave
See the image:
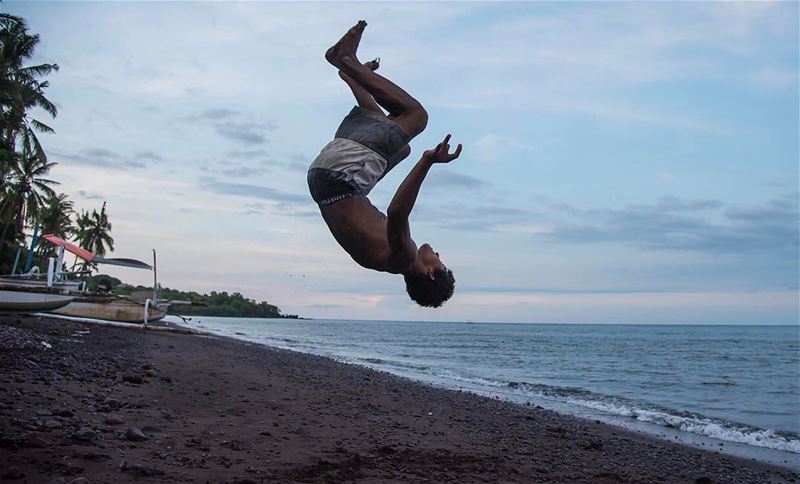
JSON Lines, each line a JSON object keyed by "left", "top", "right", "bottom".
{"left": 492, "top": 379, "right": 800, "bottom": 454}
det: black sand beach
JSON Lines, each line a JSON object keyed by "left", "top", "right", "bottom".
{"left": 1, "top": 314, "right": 797, "bottom": 483}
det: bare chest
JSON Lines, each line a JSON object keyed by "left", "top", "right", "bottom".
{"left": 320, "top": 197, "right": 393, "bottom": 271}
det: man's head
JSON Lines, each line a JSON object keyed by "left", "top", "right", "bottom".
{"left": 404, "top": 243, "right": 455, "bottom": 308}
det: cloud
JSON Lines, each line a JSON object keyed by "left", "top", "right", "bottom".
{"left": 190, "top": 108, "right": 276, "bottom": 145}
{"left": 425, "top": 171, "right": 489, "bottom": 191}
{"left": 475, "top": 134, "right": 536, "bottom": 162}
{"left": 199, "top": 176, "right": 307, "bottom": 204}
{"left": 227, "top": 148, "right": 271, "bottom": 160}
{"left": 199, "top": 108, "right": 239, "bottom": 121}
{"left": 534, "top": 193, "right": 799, "bottom": 256}
{"left": 75, "top": 190, "right": 104, "bottom": 200}
{"left": 416, "top": 201, "right": 530, "bottom": 231}
{"left": 218, "top": 162, "right": 270, "bottom": 178}
{"left": 214, "top": 122, "right": 268, "bottom": 145}
{"left": 134, "top": 150, "right": 163, "bottom": 162}
{"left": 52, "top": 147, "right": 153, "bottom": 170}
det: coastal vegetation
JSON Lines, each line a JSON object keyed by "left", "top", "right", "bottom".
{"left": 0, "top": 14, "right": 111, "bottom": 273}
{"left": 87, "top": 274, "right": 298, "bottom": 319}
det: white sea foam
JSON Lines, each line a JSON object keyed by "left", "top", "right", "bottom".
{"left": 510, "top": 384, "right": 800, "bottom": 454}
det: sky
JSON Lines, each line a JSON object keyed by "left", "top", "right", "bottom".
{"left": 5, "top": 1, "right": 798, "bottom": 324}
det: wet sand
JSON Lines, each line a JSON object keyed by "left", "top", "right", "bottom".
{"left": 1, "top": 314, "right": 797, "bottom": 483}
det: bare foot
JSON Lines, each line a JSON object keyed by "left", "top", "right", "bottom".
{"left": 363, "top": 57, "right": 380, "bottom": 71}
{"left": 325, "top": 20, "right": 367, "bottom": 68}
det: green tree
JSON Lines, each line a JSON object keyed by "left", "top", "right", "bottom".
{"left": 0, "top": 14, "right": 58, "bottom": 264}
{"left": 0, "top": 14, "right": 58, "bottom": 163}
{"left": 37, "top": 191, "right": 73, "bottom": 258}
{"left": 0, "top": 150, "right": 58, "bottom": 256}
{"left": 72, "top": 202, "right": 114, "bottom": 269}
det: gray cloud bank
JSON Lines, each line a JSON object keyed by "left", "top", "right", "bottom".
{"left": 537, "top": 193, "right": 799, "bottom": 256}
{"left": 191, "top": 108, "right": 276, "bottom": 145}
{"left": 199, "top": 177, "right": 307, "bottom": 205}
{"left": 52, "top": 147, "right": 162, "bottom": 171}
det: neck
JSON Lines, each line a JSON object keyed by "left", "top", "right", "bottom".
{"left": 403, "top": 256, "right": 426, "bottom": 278}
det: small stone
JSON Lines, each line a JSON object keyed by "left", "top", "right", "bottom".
{"left": 125, "top": 427, "right": 148, "bottom": 442}
{"left": 102, "top": 398, "right": 121, "bottom": 410}
{"left": 69, "top": 478, "right": 90, "bottom": 484}
{"left": 123, "top": 374, "right": 144, "bottom": 384}
{"left": 119, "top": 460, "right": 163, "bottom": 477}
{"left": 54, "top": 409, "right": 74, "bottom": 418}
{"left": 73, "top": 427, "right": 97, "bottom": 442}
{"left": 36, "top": 408, "right": 53, "bottom": 417}
{"left": 22, "top": 434, "right": 52, "bottom": 448}
{"left": 104, "top": 415, "right": 125, "bottom": 425}
{"left": 44, "top": 419, "right": 63, "bottom": 429}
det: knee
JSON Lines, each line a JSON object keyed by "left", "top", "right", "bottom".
{"left": 407, "top": 104, "right": 428, "bottom": 137}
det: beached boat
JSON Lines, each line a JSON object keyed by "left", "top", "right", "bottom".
{"left": 0, "top": 289, "right": 74, "bottom": 312}
{"left": 1, "top": 234, "right": 170, "bottom": 323}
{"left": 52, "top": 294, "right": 166, "bottom": 323}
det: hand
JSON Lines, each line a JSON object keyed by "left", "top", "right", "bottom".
{"left": 423, "top": 134, "right": 462, "bottom": 164}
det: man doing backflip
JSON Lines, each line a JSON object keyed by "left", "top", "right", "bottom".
{"left": 308, "top": 20, "right": 461, "bottom": 308}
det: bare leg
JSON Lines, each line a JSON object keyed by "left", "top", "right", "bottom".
{"left": 326, "top": 21, "right": 428, "bottom": 138}
{"left": 340, "top": 60, "right": 411, "bottom": 163}
{"left": 339, "top": 59, "right": 383, "bottom": 115}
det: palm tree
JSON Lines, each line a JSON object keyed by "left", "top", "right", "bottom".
{"left": 39, "top": 192, "right": 73, "bottom": 237}
{"left": 0, "top": 14, "right": 59, "bottom": 163}
{"left": 0, "top": 14, "right": 58, "bottom": 264}
{"left": 0, "top": 150, "right": 58, "bottom": 256}
{"left": 72, "top": 202, "right": 114, "bottom": 270}
{"left": 36, "top": 192, "right": 73, "bottom": 259}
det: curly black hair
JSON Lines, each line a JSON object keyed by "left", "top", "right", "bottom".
{"left": 404, "top": 267, "right": 455, "bottom": 308}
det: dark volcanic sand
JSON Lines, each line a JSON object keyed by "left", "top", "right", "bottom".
{"left": 0, "top": 314, "right": 797, "bottom": 483}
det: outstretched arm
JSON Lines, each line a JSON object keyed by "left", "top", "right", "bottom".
{"left": 386, "top": 134, "right": 462, "bottom": 259}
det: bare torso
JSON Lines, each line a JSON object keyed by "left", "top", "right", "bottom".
{"left": 320, "top": 196, "right": 414, "bottom": 274}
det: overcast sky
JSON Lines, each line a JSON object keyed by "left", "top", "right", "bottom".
{"left": 7, "top": 1, "right": 798, "bottom": 324}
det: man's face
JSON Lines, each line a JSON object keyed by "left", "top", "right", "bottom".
{"left": 418, "top": 243, "right": 444, "bottom": 273}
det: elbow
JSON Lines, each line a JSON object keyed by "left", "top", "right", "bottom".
{"left": 386, "top": 206, "right": 404, "bottom": 221}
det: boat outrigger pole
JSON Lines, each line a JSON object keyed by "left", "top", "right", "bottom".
{"left": 152, "top": 249, "right": 158, "bottom": 305}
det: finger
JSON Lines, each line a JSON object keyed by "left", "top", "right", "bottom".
{"left": 443, "top": 134, "right": 451, "bottom": 145}
{"left": 448, "top": 145, "right": 462, "bottom": 161}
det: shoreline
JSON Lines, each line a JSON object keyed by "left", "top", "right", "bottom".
{"left": 1, "top": 313, "right": 798, "bottom": 483}
{"left": 185, "top": 316, "right": 800, "bottom": 465}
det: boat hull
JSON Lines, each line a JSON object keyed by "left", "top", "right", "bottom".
{"left": 53, "top": 297, "right": 166, "bottom": 323}
{"left": 0, "top": 290, "right": 75, "bottom": 312}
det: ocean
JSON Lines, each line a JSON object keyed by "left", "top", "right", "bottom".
{"left": 170, "top": 317, "right": 800, "bottom": 467}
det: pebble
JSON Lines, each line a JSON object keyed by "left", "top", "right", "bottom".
{"left": 22, "top": 434, "right": 52, "bottom": 448}
{"left": 44, "top": 419, "right": 63, "bottom": 429}
{"left": 123, "top": 374, "right": 144, "bottom": 384}
{"left": 104, "top": 415, "right": 125, "bottom": 425}
{"left": 119, "top": 460, "right": 163, "bottom": 477}
{"left": 73, "top": 427, "right": 97, "bottom": 442}
{"left": 125, "top": 427, "right": 148, "bottom": 441}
